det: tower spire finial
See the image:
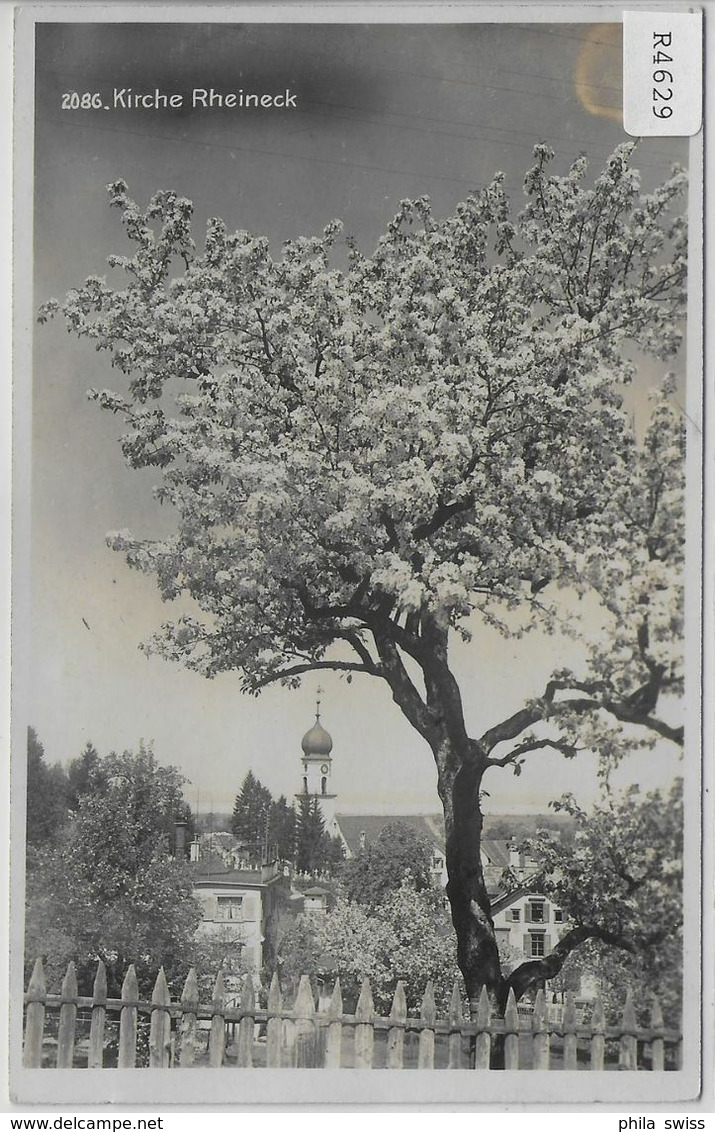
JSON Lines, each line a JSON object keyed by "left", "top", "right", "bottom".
{"left": 316, "top": 685, "right": 324, "bottom": 721}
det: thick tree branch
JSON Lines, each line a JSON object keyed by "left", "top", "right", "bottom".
{"left": 251, "top": 659, "right": 375, "bottom": 689}
{"left": 413, "top": 494, "right": 475, "bottom": 541}
{"left": 485, "top": 737, "right": 580, "bottom": 769}
{"left": 371, "top": 631, "right": 436, "bottom": 745}
{"left": 480, "top": 705, "right": 546, "bottom": 753}
{"left": 604, "top": 700, "right": 683, "bottom": 744}
{"left": 480, "top": 672, "right": 683, "bottom": 756}
{"left": 501, "top": 924, "right": 636, "bottom": 1007}
{"left": 333, "top": 629, "right": 381, "bottom": 674}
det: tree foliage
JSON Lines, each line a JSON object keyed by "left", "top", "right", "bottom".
{"left": 343, "top": 820, "right": 435, "bottom": 906}
{"left": 40, "top": 143, "right": 687, "bottom": 1001}
{"left": 26, "top": 728, "right": 69, "bottom": 848}
{"left": 515, "top": 780, "right": 683, "bottom": 1012}
{"left": 294, "top": 791, "right": 324, "bottom": 873}
{"left": 279, "top": 878, "right": 459, "bottom": 1013}
{"left": 189, "top": 927, "right": 257, "bottom": 1006}
{"left": 25, "top": 743, "right": 201, "bottom": 995}
{"left": 267, "top": 794, "right": 297, "bottom": 861}
{"left": 66, "top": 741, "right": 107, "bottom": 811}
{"left": 230, "top": 770, "right": 272, "bottom": 860}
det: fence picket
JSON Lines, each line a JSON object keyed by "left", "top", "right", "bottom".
{"left": 418, "top": 981, "right": 436, "bottom": 1069}
{"left": 562, "top": 991, "right": 578, "bottom": 1071}
{"left": 504, "top": 988, "right": 519, "bottom": 1070}
{"left": 118, "top": 965, "right": 138, "bottom": 1069}
{"left": 325, "top": 979, "right": 343, "bottom": 1069}
{"left": 178, "top": 968, "right": 199, "bottom": 1067}
{"left": 266, "top": 974, "right": 284, "bottom": 1068}
{"left": 619, "top": 991, "right": 638, "bottom": 1070}
{"left": 532, "top": 989, "right": 549, "bottom": 1071}
{"left": 473, "top": 986, "right": 492, "bottom": 1070}
{"left": 650, "top": 996, "right": 665, "bottom": 1072}
{"left": 56, "top": 962, "right": 78, "bottom": 1068}
{"left": 87, "top": 962, "right": 107, "bottom": 1069}
{"left": 148, "top": 968, "right": 172, "bottom": 1068}
{"left": 590, "top": 995, "right": 605, "bottom": 1070}
{"left": 208, "top": 968, "right": 226, "bottom": 1068}
{"left": 448, "top": 980, "right": 463, "bottom": 1069}
{"left": 293, "top": 976, "right": 317, "bottom": 1068}
{"left": 354, "top": 978, "right": 374, "bottom": 1069}
{"left": 386, "top": 981, "right": 407, "bottom": 1069}
{"left": 236, "top": 974, "right": 255, "bottom": 1068}
{"left": 23, "top": 958, "right": 46, "bottom": 1068}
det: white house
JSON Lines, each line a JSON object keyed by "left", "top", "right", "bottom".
{"left": 193, "top": 856, "right": 285, "bottom": 973}
{"left": 491, "top": 886, "right": 568, "bottom": 960}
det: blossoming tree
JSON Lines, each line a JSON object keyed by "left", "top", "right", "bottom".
{"left": 524, "top": 779, "right": 683, "bottom": 1016}
{"left": 40, "top": 144, "right": 688, "bottom": 1007}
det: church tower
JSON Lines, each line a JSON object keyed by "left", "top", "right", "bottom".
{"left": 296, "top": 691, "right": 338, "bottom": 832}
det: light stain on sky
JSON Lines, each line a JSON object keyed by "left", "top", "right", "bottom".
{"left": 574, "top": 24, "right": 623, "bottom": 124}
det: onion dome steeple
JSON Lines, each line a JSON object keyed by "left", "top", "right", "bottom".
{"left": 301, "top": 691, "right": 333, "bottom": 758}
{"left": 297, "top": 689, "right": 337, "bottom": 830}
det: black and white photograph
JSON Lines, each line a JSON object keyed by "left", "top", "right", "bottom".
{"left": 10, "top": 2, "right": 706, "bottom": 1108}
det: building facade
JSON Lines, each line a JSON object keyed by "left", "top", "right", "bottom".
{"left": 193, "top": 857, "right": 285, "bottom": 974}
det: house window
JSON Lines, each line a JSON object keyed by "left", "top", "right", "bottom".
{"left": 510, "top": 908, "right": 521, "bottom": 922}
{"left": 529, "top": 901, "right": 545, "bottom": 922}
{"left": 217, "top": 896, "right": 243, "bottom": 921}
{"left": 554, "top": 908, "right": 563, "bottom": 922}
{"left": 529, "top": 933, "right": 545, "bottom": 957}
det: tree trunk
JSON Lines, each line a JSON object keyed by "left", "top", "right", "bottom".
{"left": 436, "top": 751, "right": 504, "bottom": 1004}
{"left": 376, "top": 615, "right": 599, "bottom": 1042}
{"left": 434, "top": 748, "right": 509, "bottom": 1068}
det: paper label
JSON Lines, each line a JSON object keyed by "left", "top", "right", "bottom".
{"left": 623, "top": 10, "right": 702, "bottom": 136}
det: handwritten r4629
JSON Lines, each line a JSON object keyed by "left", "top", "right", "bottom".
{"left": 652, "top": 32, "right": 674, "bottom": 119}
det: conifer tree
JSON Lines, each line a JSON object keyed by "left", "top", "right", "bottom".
{"left": 295, "top": 792, "right": 326, "bottom": 874}
{"left": 267, "top": 794, "right": 297, "bottom": 861}
{"left": 230, "top": 771, "right": 272, "bottom": 861}
{"left": 26, "top": 727, "right": 70, "bottom": 848}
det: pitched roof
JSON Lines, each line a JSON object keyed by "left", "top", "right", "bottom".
{"left": 490, "top": 885, "right": 535, "bottom": 913}
{"left": 334, "top": 814, "right": 445, "bottom": 857}
{"left": 334, "top": 813, "right": 512, "bottom": 865}
{"left": 482, "top": 840, "right": 511, "bottom": 869}
{"left": 193, "top": 855, "right": 280, "bottom": 888}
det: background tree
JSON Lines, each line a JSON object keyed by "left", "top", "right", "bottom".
{"left": 279, "top": 877, "right": 459, "bottom": 1013}
{"left": 26, "top": 727, "right": 69, "bottom": 848}
{"left": 25, "top": 743, "right": 201, "bottom": 994}
{"left": 294, "top": 792, "right": 326, "bottom": 873}
{"left": 267, "top": 794, "right": 297, "bottom": 861}
{"left": 343, "top": 820, "right": 435, "bottom": 906}
{"left": 189, "top": 928, "right": 257, "bottom": 1006}
{"left": 519, "top": 780, "right": 683, "bottom": 1018}
{"left": 66, "top": 741, "right": 106, "bottom": 810}
{"left": 40, "top": 144, "right": 687, "bottom": 1005}
{"left": 230, "top": 770, "right": 272, "bottom": 861}
{"left": 554, "top": 935, "right": 682, "bottom": 1030}
{"left": 320, "top": 831, "right": 346, "bottom": 875}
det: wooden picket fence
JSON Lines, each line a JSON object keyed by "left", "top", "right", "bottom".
{"left": 23, "top": 957, "right": 681, "bottom": 1070}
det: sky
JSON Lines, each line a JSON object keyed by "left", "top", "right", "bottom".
{"left": 25, "top": 18, "right": 688, "bottom": 815}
